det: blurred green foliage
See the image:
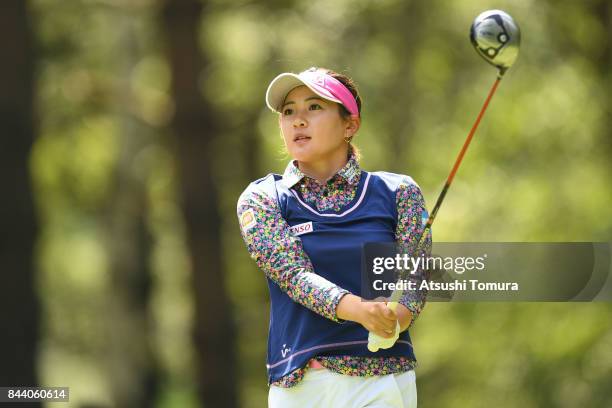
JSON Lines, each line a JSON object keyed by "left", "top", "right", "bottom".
{"left": 28, "top": 0, "right": 611, "bottom": 407}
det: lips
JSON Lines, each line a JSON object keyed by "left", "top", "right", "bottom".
{"left": 293, "top": 133, "right": 311, "bottom": 142}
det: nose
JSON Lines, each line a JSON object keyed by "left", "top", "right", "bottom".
{"left": 292, "top": 116, "right": 307, "bottom": 128}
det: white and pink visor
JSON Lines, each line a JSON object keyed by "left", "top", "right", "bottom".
{"left": 265, "top": 68, "right": 359, "bottom": 118}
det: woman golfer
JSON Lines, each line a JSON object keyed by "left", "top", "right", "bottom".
{"left": 237, "top": 67, "right": 431, "bottom": 407}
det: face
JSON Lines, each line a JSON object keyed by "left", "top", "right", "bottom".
{"left": 279, "top": 85, "right": 359, "bottom": 164}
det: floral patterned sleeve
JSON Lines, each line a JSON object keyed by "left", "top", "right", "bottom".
{"left": 237, "top": 182, "right": 348, "bottom": 322}
{"left": 395, "top": 178, "right": 432, "bottom": 327}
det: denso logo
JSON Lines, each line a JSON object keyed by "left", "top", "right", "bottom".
{"left": 289, "top": 222, "right": 313, "bottom": 236}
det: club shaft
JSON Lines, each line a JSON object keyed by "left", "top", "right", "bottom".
{"left": 387, "top": 76, "right": 503, "bottom": 304}
{"left": 423, "top": 76, "right": 502, "bottom": 238}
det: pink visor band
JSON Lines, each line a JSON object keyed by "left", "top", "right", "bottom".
{"left": 265, "top": 69, "right": 360, "bottom": 118}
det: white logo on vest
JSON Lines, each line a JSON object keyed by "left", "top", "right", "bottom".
{"left": 289, "top": 222, "right": 313, "bottom": 236}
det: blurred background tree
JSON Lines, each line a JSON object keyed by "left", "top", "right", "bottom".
{"left": 1, "top": 0, "right": 608, "bottom": 407}
{"left": 0, "top": 1, "right": 40, "bottom": 403}
{"left": 161, "top": 0, "right": 236, "bottom": 405}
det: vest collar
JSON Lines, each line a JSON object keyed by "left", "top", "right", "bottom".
{"left": 281, "top": 149, "right": 361, "bottom": 189}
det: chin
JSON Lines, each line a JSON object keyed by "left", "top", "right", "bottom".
{"left": 287, "top": 147, "right": 316, "bottom": 163}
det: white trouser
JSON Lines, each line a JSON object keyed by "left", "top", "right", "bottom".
{"left": 269, "top": 368, "right": 417, "bottom": 408}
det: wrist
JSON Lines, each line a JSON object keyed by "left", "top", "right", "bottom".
{"left": 336, "top": 293, "right": 363, "bottom": 323}
{"left": 395, "top": 303, "right": 413, "bottom": 332}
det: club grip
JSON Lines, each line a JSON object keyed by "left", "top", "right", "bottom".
{"left": 367, "top": 301, "right": 400, "bottom": 352}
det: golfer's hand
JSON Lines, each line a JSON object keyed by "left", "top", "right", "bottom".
{"left": 368, "top": 320, "right": 400, "bottom": 351}
{"left": 357, "top": 302, "right": 398, "bottom": 339}
{"left": 336, "top": 295, "right": 398, "bottom": 338}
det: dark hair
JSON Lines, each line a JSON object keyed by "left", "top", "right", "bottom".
{"left": 307, "top": 67, "right": 362, "bottom": 120}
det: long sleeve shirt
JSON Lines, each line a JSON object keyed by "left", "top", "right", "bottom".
{"left": 237, "top": 150, "right": 432, "bottom": 387}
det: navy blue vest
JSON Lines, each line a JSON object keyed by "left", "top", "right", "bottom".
{"left": 257, "top": 170, "right": 417, "bottom": 384}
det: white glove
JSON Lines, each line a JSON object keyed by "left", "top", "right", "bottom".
{"left": 367, "top": 320, "right": 400, "bottom": 352}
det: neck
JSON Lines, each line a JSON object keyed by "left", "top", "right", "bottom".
{"left": 298, "top": 147, "right": 350, "bottom": 184}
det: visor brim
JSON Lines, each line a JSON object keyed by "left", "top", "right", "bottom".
{"left": 265, "top": 72, "right": 342, "bottom": 113}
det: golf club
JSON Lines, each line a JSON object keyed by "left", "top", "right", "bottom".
{"left": 368, "top": 9, "right": 521, "bottom": 352}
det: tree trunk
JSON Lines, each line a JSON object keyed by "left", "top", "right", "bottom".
{"left": 594, "top": 1, "right": 612, "bottom": 158}
{"left": 161, "top": 0, "right": 237, "bottom": 406}
{"left": 0, "top": 0, "right": 40, "bottom": 402}
{"left": 100, "top": 7, "right": 159, "bottom": 406}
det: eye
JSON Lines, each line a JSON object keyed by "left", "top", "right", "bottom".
{"left": 309, "top": 103, "right": 322, "bottom": 111}
{"left": 282, "top": 108, "right": 293, "bottom": 115}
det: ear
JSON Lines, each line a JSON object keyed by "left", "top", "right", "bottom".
{"left": 345, "top": 116, "right": 361, "bottom": 137}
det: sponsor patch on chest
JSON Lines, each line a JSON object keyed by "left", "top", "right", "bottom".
{"left": 289, "top": 221, "right": 313, "bottom": 236}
